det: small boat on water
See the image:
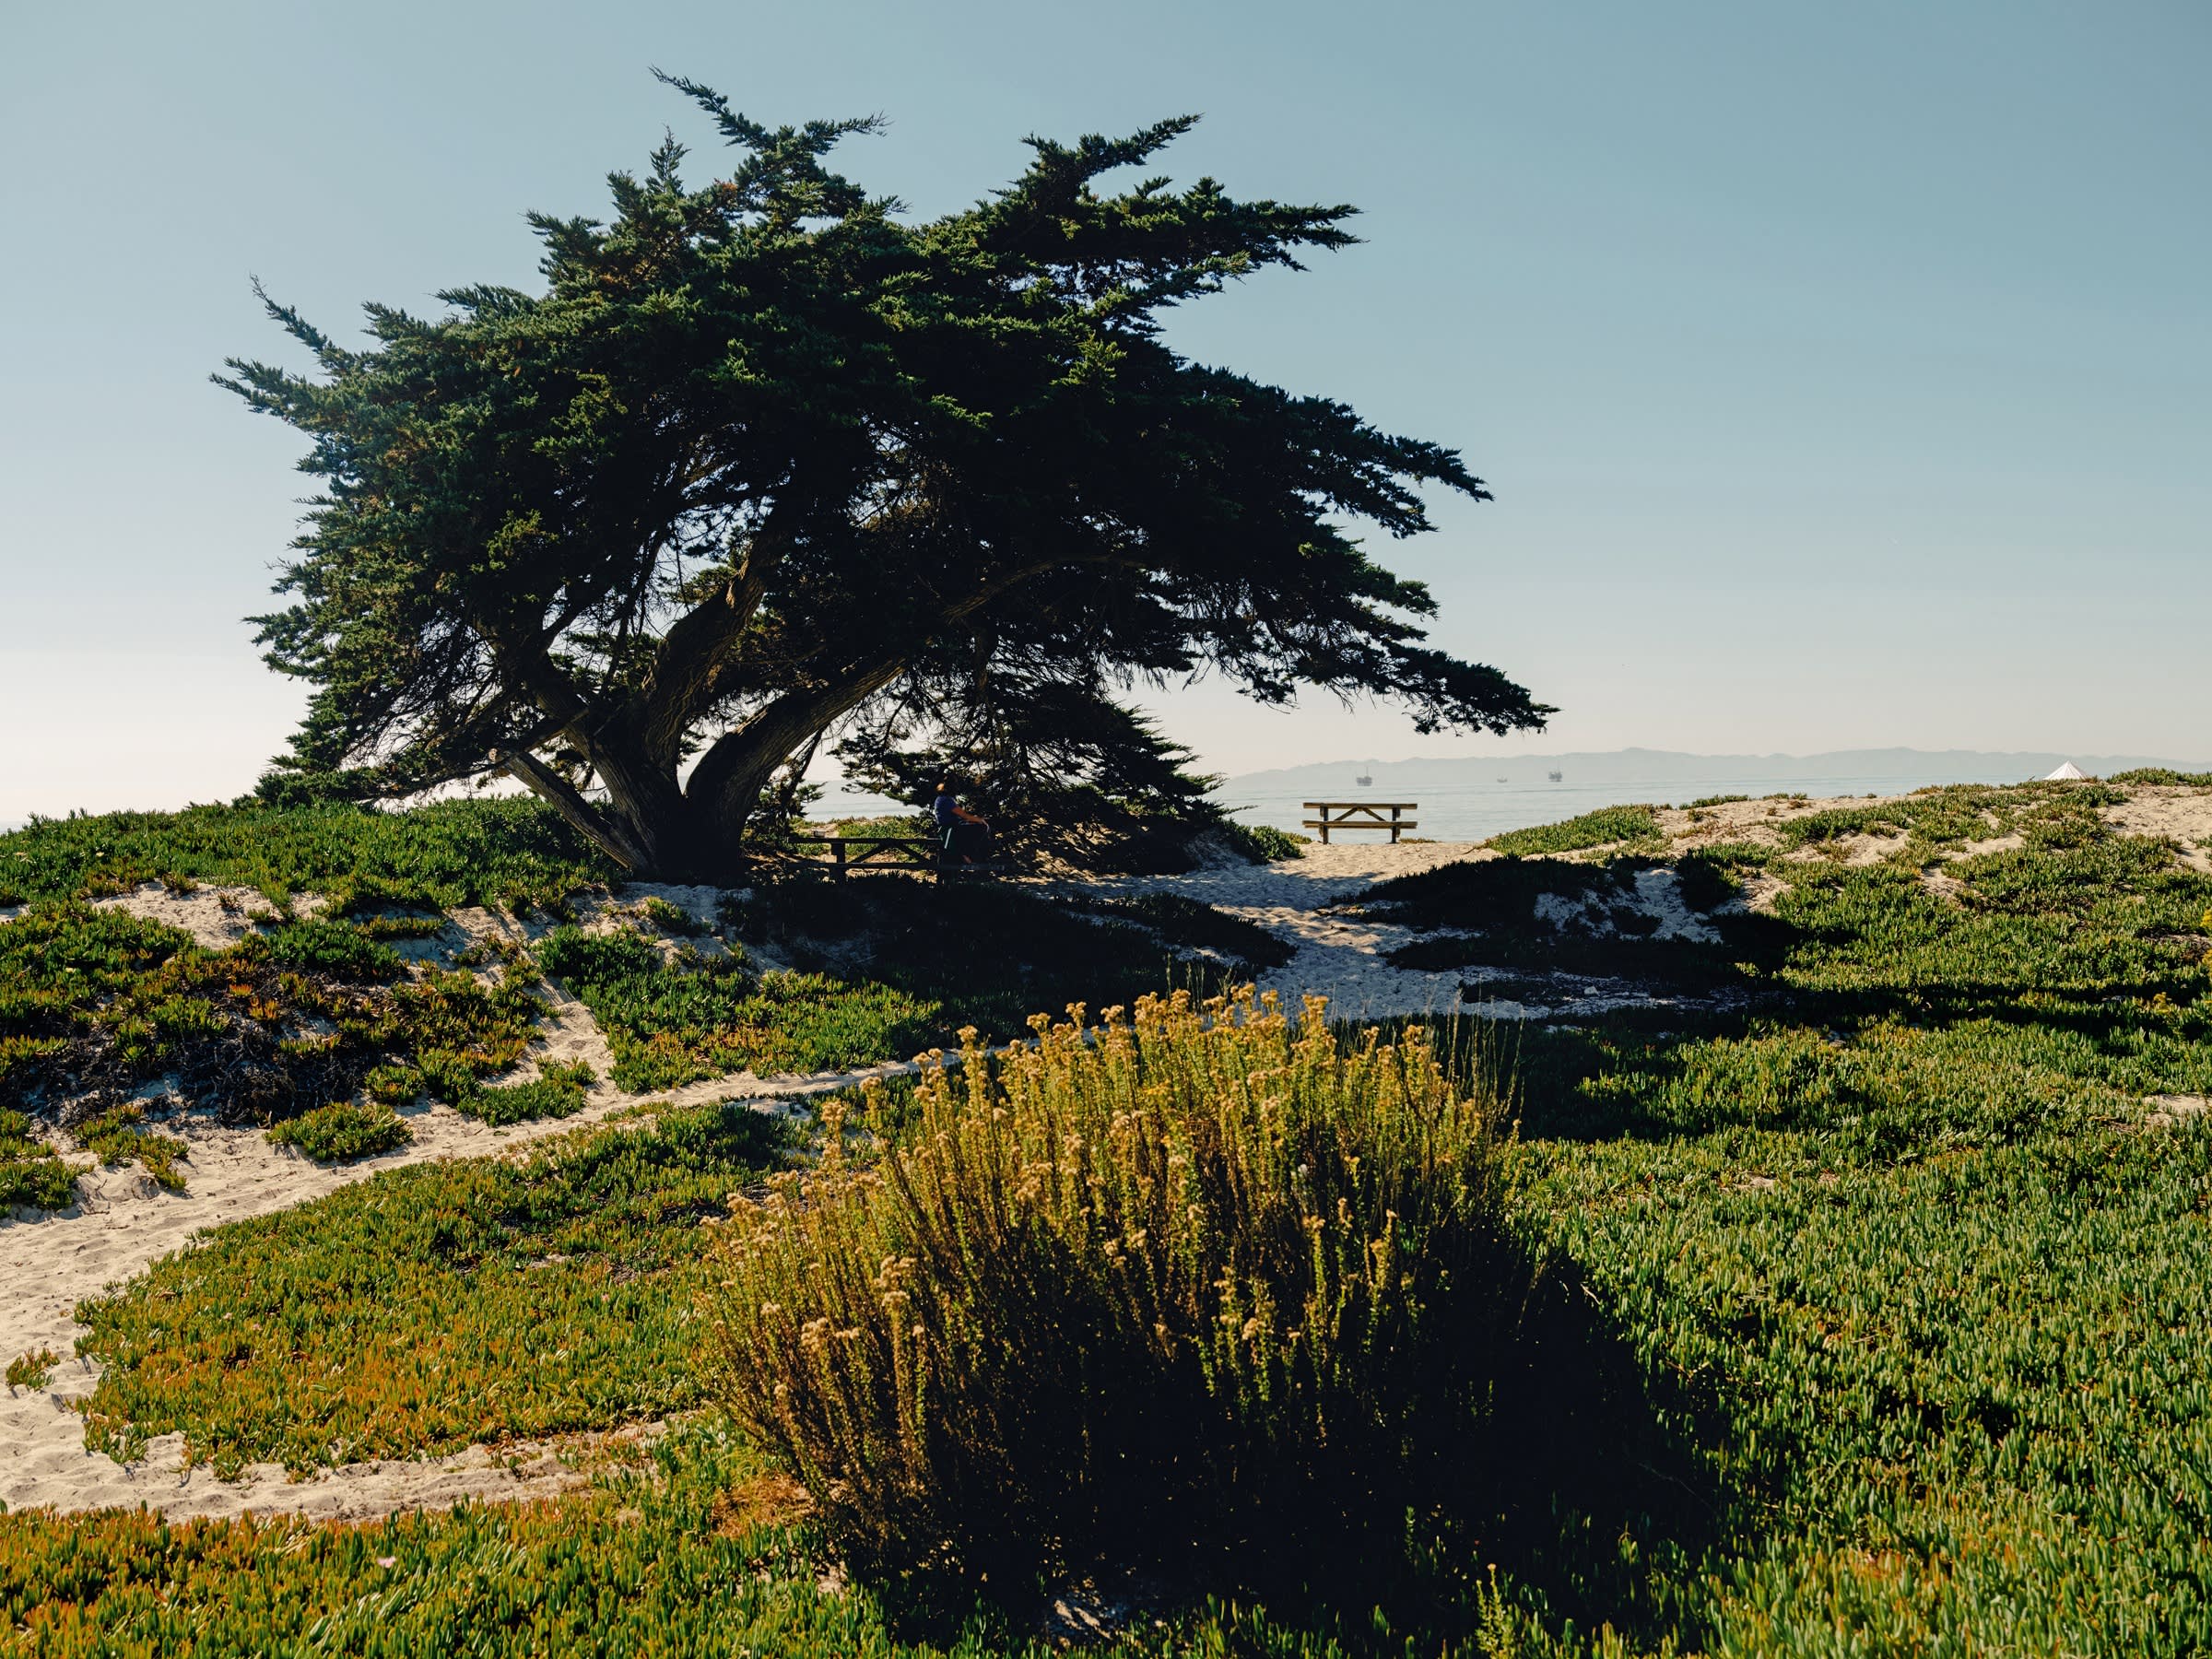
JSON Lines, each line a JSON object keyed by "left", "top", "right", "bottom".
{"left": 1547, "top": 770, "right": 1563, "bottom": 782}
{"left": 1355, "top": 773, "right": 1373, "bottom": 787}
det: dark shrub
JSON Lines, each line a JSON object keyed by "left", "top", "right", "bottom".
{"left": 706, "top": 990, "right": 1520, "bottom": 1602}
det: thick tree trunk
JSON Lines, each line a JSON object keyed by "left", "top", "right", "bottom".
{"left": 665, "top": 563, "right": 1078, "bottom": 865}
{"left": 682, "top": 663, "right": 910, "bottom": 862}
{"left": 503, "top": 720, "right": 830, "bottom": 883}
{"left": 495, "top": 747, "right": 657, "bottom": 873}
{"left": 588, "top": 745, "right": 692, "bottom": 875}
{"left": 497, "top": 735, "right": 709, "bottom": 881}
{"left": 497, "top": 561, "right": 1070, "bottom": 879}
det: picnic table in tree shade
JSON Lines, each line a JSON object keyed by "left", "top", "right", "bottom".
{"left": 1301, "top": 802, "right": 1418, "bottom": 843}
{"left": 796, "top": 834, "right": 1000, "bottom": 879}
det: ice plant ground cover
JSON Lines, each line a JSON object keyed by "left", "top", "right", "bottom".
{"left": 4, "top": 778, "right": 2211, "bottom": 1654}
{"left": 0, "top": 800, "right": 1282, "bottom": 1206}
{"left": 1367, "top": 776, "right": 2212, "bottom": 1652}
{"left": 0, "top": 798, "right": 619, "bottom": 913}
{"left": 0, "top": 898, "right": 563, "bottom": 1182}
{"left": 70, "top": 1100, "right": 788, "bottom": 1477}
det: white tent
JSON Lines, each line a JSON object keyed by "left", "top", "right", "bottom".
{"left": 2043, "top": 761, "right": 2088, "bottom": 781}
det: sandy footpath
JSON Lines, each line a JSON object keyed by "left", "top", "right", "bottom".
{"left": 2, "top": 964, "right": 913, "bottom": 1522}
{"left": 1048, "top": 839, "right": 1724, "bottom": 1022}
{"left": 1057, "top": 840, "right": 1484, "bottom": 1019}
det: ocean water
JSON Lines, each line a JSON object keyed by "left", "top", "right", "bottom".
{"left": 11, "top": 752, "right": 2174, "bottom": 850}
{"left": 1223, "top": 770, "right": 2042, "bottom": 846}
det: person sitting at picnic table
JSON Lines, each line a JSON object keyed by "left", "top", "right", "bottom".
{"left": 931, "top": 781, "right": 994, "bottom": 864}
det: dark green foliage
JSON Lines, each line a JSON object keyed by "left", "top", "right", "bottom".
{"left": 1683, "top": 838, "right": 1775, "bottom": 869}
{"left": 838, "top": 688, "right": 1230, "bottom": 869}
{"left": 265, "top": 1100, "right": 412, "bottom": 1161}
{"left": 536, "top": 924, "right": 935, "bottom": 1089}
{"left": 0, "top": 1109, "right": 76, "bottom": 1211}
{"left": 1686, "top": 794, "right": 1748, "bottom": 807}
{"left": 256, "top": 917, "right": 403, "bottom": 980}
{"left": 1359, "top": 853, "right": 1639, "bottom": 926}
{"left": 548, "top": 876, "right": 1283, "bottom": 1097}
{"left": 31, "top": 777, "right": 2212, "bottom": 1652}
{"left": 1453, "top": 972, "right": 1559, "bottom": 1006}
{"left": 226, "top": 77, "right": 1544, "bottom": 878}
{"left": 9, "top": 796, "right": 1194, "bottom": 1134}
{"left": 1352, "top": 854, "right": 1768, "bottom": 989}
{"left": 640, "top": 895, "right": 709, "bottom": 936}
{"left": 74, "top": 1104, "right": 189, "bottom": 1192}
{"left": 1221, "top": 821, "right": 1309, "bottom": 862}
{"left": 1492, "top": 1096, "right": 2212, "bottom": 1652}
{"left": 534, "top": 922, "right": 688, "bottom": 994}
{"left": 0, "top": 896, "right": 557, "bottom": 1134}
{"left": 730, "top": 876, "right": 1250, "bottom": 1055}
{"left": 1781, "top": 837, "right": 2209, "bottom": 1011}
{"left": 0, "top": 903, "right": 198, "bottom": 1025}
{"left": 1485, "top": 805, "right": 1660, "bottom": 856}
{"left": 1359, "top": 793, "right": 2212, "bottom": 1650}
{"left": 0, "top": 904, "right": 205, "bottom": 1104}
{"left": 353, "top": 911, "right": 449, "bottom": 940}
{"left": 469, "top": 1073, "right": 590, "bottom": 1126}
{"left": 361, "top": 1061, "right": 419, "bottom": 1104}
{"left": 75, "top": 1102, "right": 789, "bottom": 1476}
{"left": 1673, "top": 848, "right": 1745, "bottom": 912}
{"left": 1771, "top": 778, "right": 2124, "bottom": 855}
{"left": 1774, "top": 803, "right": 1907, "bottom": 845}
{"left": 0, "top": 798, "right": 618, "bottom": 910}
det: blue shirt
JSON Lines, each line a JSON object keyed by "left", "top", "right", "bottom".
{"left": 932, "top": 793, "right": 959, "bottom": 828}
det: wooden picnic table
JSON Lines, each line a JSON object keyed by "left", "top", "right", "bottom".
{"left": 797, "top": 834, "right": 1001, "bottom": 879}
{"left": 1301, "top": 801, "right": 1419, "bottom": 844}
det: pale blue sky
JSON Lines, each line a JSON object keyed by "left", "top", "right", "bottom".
{"left": 2, "top": 0, "right": 2206, "bottom": 818}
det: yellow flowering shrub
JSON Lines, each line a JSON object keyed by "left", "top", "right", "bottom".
{"left": 705, "top": 987, "right": 1519, "bottom": 1596}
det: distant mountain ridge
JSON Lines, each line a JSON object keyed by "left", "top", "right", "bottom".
{"left": 1222, "top": 747, "right": 2206, "bottom": 792}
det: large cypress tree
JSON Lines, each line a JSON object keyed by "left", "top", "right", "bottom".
{"left": 227, "top": 74, "right": 1547, "bottom": 877}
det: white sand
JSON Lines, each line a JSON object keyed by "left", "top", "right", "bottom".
{"left": 1044, "top": 841, "right": 1480, "bottom": 1021}
{"left": 78, "top": 883, "right": 324, "bottom": 949}
{"left": 2102, "top": 786, "right": 2212, "bottom": 872}
{"left": 1041, "top": 839, "right": 1728, "bottom": 1024}
{"left": 2146, "top": 1095, "right": 2212, "bottom": 1129}
{"left": 0, "top": 1410, "right": 658, "bottom": 1525}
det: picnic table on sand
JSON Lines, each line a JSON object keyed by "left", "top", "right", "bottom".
{"left": 1302, "top": 801, "right": 1418, "bottom": 844}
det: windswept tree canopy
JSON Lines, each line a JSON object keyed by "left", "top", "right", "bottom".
{"left": 229, "top": 74, "right": 1548, "bottom": 877}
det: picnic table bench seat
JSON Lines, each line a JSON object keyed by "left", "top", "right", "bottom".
{"left": 796, "top": 833, "right": 1003, "bottom": 879}
{"left": 1300, "top": 801, "right": 1419, "bottom": 843}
